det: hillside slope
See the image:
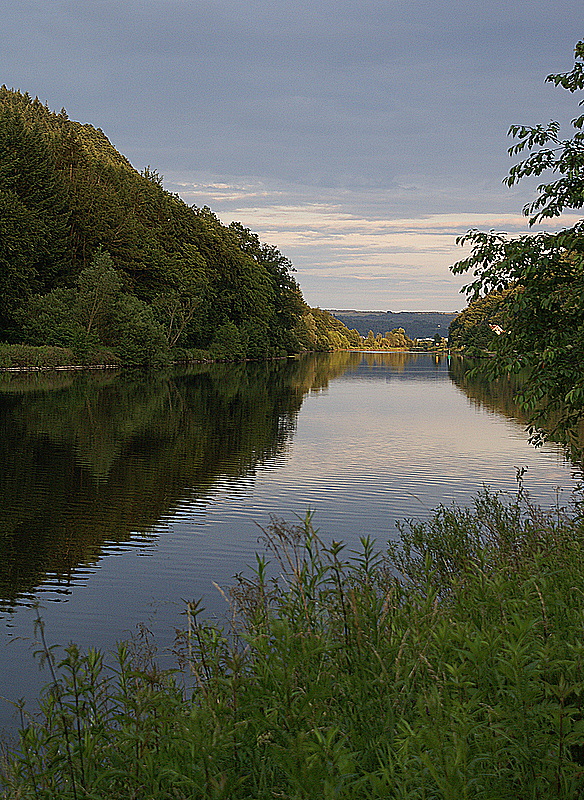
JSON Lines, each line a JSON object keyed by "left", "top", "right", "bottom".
{"left": 328, "top": 310, "right": 457, "bottom": 340}
{"left": 0, "top": 88, "right": 354, "bottom": 362}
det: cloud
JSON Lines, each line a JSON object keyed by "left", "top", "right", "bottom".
{"left": 3, "top": 0, "right": 583, "bottom": 309}
{"left": 166, "top": 174, "right": 580, "bottom": 311}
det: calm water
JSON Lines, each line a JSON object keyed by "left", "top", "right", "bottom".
{"left": 0, "top": 352, "right": 579, "bottom": 737}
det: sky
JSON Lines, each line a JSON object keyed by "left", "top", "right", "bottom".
{"left": 3, "top": 1, "right": 584, "bottom": 311}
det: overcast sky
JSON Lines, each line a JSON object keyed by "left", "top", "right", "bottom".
{"left": 3, "top": 1, "right": 584, "bottom": 310}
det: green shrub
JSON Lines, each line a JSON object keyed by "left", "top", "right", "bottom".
{"left": 4, "top": 488, "right": 584, "bottom": 798}
{"left": 209, "top": 321, "right": 247, "bottom": 361}
{"left": 0, "top": 343, "right": 77, "bottom": 369}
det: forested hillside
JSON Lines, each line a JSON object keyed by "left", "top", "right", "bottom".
{"left": 0, "top": 88, "right": 353, "bottom": 364}
{"left": 329, "top": 310, "right": 457, "bottom": 340}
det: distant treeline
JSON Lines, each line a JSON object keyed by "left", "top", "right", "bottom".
{"left": 329, "top": 310, "right": 457, "bottom": 340}
{"left": 0, "top": 88, "right": 361, "bottom": 365}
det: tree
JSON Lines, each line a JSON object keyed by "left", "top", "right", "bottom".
{"left": 0, "top": 105, "right": 71, "bottom": 337}
{"left": 451, "top": 40, "right": 584, "bottom": 455}
{"left": 152, "top": 244, "right": 209, "bottom": 347}
{"left": 448, "top": 289, "right": 513, "bottom": 352}
{"left": 76, "top": 247, "right": 123, "bottom": 334}
{"left": 227, "top": 221, "right": 306, "bottom": 339}
{"left": 19, "top": 249, "right": 170, "bottom": 365}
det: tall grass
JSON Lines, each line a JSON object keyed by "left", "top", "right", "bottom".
{"left": 0, "top": 344, "right": 121, "bottom": 369}
{"left": 3, "top": 485, "right": 584, "bottom": 798}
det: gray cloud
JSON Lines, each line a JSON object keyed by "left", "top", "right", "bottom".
{"left": 2, "top": 0, "right": 584, "bottom": 309}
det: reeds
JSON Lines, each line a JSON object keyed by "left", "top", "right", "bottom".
{"left": 3, "top": 486, "right": 584, "bottom": 798}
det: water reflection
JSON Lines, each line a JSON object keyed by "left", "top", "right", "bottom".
{"left": 339, "top": 350, "right": 450, "bottom": 380}
{"left": 448, "top": 355, "right": 526, "bottom": 425}
{"left": 0, "top": 355, "right": 353, "bottom": 610}
{"left": 0, "top": 350, "right": 578, "bottom": 614}
{"left": 448, "top": 355, "right": 584, "bottom": 464}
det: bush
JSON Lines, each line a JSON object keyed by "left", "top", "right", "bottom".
{"left": 0, "top": 343, "right": 77, "bottom": 369}
{"left": 172, "top": 347, "right": 212, "bottom": 363}
{"left": 4, "top": 488, "right": 584, "bottom": 798}
{"left": 209, "top": 321, "right": 247, "bottom": 361}
{"left": 106, "top": 295, "right": 171, "bottom": 367}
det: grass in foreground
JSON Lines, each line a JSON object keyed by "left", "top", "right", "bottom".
{"left": 3, "top": 485, "right": 584, "bottom": 799}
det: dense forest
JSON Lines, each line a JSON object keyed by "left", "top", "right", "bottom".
{"left": 0, "top": 88, "right": 362, "bottom": 365}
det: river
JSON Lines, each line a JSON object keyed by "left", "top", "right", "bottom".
{"left": 0, "top": 351, "right": 579, "bottom": 738}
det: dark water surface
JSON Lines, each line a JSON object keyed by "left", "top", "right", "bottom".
{"left": 0, "top": 352, "right": 579, "bottom": 737}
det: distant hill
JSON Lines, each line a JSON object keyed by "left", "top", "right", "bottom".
{"left": 328, "top": 310, "right": 458, "bottom": 340}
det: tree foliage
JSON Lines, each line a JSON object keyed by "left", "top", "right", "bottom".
{"left": 0, "top": 103, "right": 70, "bottom": 338}
{"left": 448, "top": 288, "right": 513, "bottom": 352}
{"left": 0, "top": 87, "right": 357, "bottom": 363}
{"left": 18, "top": 250, "right": 169, "bottom": 365}
{"left": 450, "top": 40, "right": 584, "bottom": 454}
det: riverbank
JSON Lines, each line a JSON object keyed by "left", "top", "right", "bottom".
{"left": 3, "top": 486, "right": 584, "bottom": 798}
{"left": 0, "top": 342, "right": 449, "bottom": 372}
{"left": 0, "top": 342, "right": 215, "bottom": 371}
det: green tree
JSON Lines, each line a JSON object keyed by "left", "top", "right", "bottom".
{"left": 105, "top": 294, "right": 169, "bottom": 366}
{"left": 364, "top": 330, "right": 376, "bottom": 348}
{"left": 152, "top": 244, "right": 209, "bottom": 347}
{"left": 76, "top": 247, "right": 123, "bottom": 334}
{"left": 0, "top": 104, "right": 70, "bottom": 337}
{"left": 227, "top": 221, "right": 306, "bottom": 353}
{"left": 20, "top": 249, "right": 122, "bottom": 351}
{"left": 451, "top": 40, "right": 584, "bottom": 454}
{"left": 209, "top": 321, "right": 247, "bottom": 360}
{"left": 18, "top": 287, "right": 87, "bottom": 349}
{"left": 346, "top": 328, "right": 362, "bottom": 348}
{"left": 19, "top": 250, "right": 169, "bottom": 365}
{"left": 448, "top": 289, "right": 513, "bottom": 352}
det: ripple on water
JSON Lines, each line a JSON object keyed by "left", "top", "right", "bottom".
{"left": 0, "top": 354, "right": 579, "bottom": 737}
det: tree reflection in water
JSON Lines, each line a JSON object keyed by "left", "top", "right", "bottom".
{"left": 0, "top": 354, "right": 354, "bottom": 609}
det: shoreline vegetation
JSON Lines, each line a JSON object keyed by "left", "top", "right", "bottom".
{"left": 0, "top": 339, "right": 448, "bottom": 372}
{"left": 3, "top": 484, "right": 584, "bottom": 798}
